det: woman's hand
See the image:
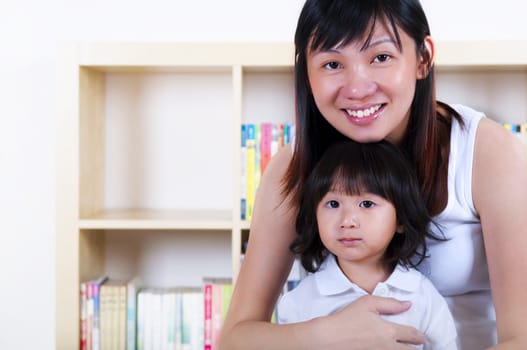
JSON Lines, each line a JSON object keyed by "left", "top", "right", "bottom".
{"left": 306, "top": 295, "right": 425, "bottom": 349}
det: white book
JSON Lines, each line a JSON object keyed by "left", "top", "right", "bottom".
{"left": 126, "top": 277, "right": 141, "bottom": 350}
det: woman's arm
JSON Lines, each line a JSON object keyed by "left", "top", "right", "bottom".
{"left": 473, "top": 118, "right": 527, "bottom": 349}
{"left": 220, "top": 145, "right": 425, "bottom": 350}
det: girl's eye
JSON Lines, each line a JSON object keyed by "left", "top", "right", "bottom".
{"left": 324, "top": 61, "right": 342, "bottom": 70}
{"left": 359, "top": 200, "right": 375, "bottom": 208}
{"left": 325, "top": 200, "right": 340, "bottom": 208}
{"left": 373, "top": 54, "right": 391, "bottom": 63}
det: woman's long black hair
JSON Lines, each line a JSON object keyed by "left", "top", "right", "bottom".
{"left": 283, "top": 0, "right": 463, "bottom": 216}
{"left": 290, "top": 140, "right": 445, "bottom": 273}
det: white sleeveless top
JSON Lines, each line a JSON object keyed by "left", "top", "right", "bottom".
{"left": 419, "top": 104, "right": 496, "bottom": 349}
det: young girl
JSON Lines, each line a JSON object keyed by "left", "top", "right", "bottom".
{"left": 277, "top": 140, "right": 457, "bottom": 350}
{"left": 221, "top": 1, "right": 527, "bottom": 349}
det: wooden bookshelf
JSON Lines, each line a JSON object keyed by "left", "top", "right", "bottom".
{"left": 56, "top": 41, "right": 527, "bottom": 349}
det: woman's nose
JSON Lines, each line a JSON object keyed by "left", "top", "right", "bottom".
{"left": 340, "top": 66, "right": 376, "bottom": 100}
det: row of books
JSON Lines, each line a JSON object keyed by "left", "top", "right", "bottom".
{"left": 241, "top": 122, "right": 295, "bottom": 220}
{"left": 80, "top": 276, "right": 232, "bottom": 350}
{"left": 503, "top": 123, "right": 527, "bottom": 143}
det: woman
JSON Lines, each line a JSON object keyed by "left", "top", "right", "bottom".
{"left": 221, "top": 1, "right": 527, "bottom": 349}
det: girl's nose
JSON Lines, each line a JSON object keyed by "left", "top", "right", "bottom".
{"left": 340, "top": 211, "right": 359, "bottom": 229}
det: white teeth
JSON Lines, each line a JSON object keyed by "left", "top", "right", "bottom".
{"left": 345, "top": 105, "right": 381, "bottom": 118}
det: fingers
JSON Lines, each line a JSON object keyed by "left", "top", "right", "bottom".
{"left": 392, "top": 322, "right": 426, "bottom": 346}
{"left": 394, "top": 343, "right": 422, "bottom": 350}
{"left": 360, "top": 295, "right": 412, "bottom": 315}
{"left": 356, "top": 295, "right": 426, "bottom": 346}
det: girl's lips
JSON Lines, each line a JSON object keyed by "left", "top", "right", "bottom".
{"left": 339, "top": 237, "right": 362, "bottom": 246}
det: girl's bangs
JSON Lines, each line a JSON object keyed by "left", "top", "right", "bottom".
{"left": 331, "top": 162, "right": 387, "bottom": 199}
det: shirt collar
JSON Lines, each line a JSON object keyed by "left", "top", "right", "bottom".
{"left": 315, "top": 255, "right": 422, "bottom": 296}
{"left": 384, "top": 265, "right": 422, "bottom": 293}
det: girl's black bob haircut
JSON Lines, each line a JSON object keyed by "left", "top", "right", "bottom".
{"left": 291, "top": 140, "right": 445, "bottom": 272}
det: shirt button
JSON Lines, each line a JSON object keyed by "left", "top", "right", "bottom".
{"left": 376, "top": 284, "right": 388, "bottom": 296}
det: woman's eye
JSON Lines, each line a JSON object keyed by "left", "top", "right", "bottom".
{"left": 324, "top": 61, "right": 341, "bottom": 70}
{"left": 325, "top": 200, "right": 340, "bottom": 208}
{"left": 373, "top": 54, "right": 391, "bottom": 63}
{"left": 359, "top": 200, "right": 375, "bottom": 208}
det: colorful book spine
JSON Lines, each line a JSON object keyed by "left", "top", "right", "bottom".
{"left": 245, "top": 124, "right": 256, "bottom": 221}
{"left": 83, "top": 275, "right": 108, "bottom": 350}
{"left": 254, "top": 124, "right": 262, "bottom": 201}
{"left": 211, "top": 284, "right": 223, "bottom": 350}
{"left": 202, "top": 278, "right": 232, "bottom": 350}
{"left": 174, "top": 291, "right": 183, "bottom": 350}
{"left": 126, "top": 277, "right": 140, "bottom": 350}
{"left": 203, "top": 284, "right": 213, "bottom": 350}
{"left": 87, "top": 283, "right": 94, "bottom": 350}
{"left": 221, "top": 284, "right": 233, "bottom": 323}
{"left": 260, "top": 123, "right": 272, "bottom": 175}
{"left": 270, "top": 124, "right": 279, "bottom": 157}
{"left": 240, "top": 124, "right": 247, "bottom": 220}
{"left": 164, "top": 291, "right": 177, "bottom": 350}
{"left": 99, "top": 283, "right": 110, "bottom": 350}
{"left": 80, "top": 282, "right": 87, "bottom": 350}
{"left": 136, "top": 290, "right": 146, "bottom": 350}
{"left": 241, "top": 122, "right": 295, "bottom": 220}
{"left": 94, "top": 276, "right": 109, "bottom": 350}
{"left": 152, "top": 290, "right": 162, "bottom": 350}
{"left": 117, "top": 285, "right": 127, "bottom": 350}
{"left": 181, "top": 288, "right": 203, "bottom": 350}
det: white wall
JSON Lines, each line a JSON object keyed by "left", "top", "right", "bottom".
{"left": 0, "top": 0, "right": 525, "bottom": 348}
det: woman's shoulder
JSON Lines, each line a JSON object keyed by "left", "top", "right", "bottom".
{"left": 449, "top": 104, "right": 485, "bottom": 128}
{"left": 472, "top": 108, "right": 527, "bottom": 211}
{"left": 474, "top": 114, "right": 522, "bottom": 154}
{"left": 267, "top": 143, "right": 293, "bottom": 173}
{"left": 258, "top": 143, "right": 293, "bottom": 188}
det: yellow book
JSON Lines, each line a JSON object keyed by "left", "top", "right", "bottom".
{"left": 117, "top": 285, "right": 127, "bottom": 350}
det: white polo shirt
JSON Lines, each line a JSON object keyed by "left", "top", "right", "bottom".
{"left": 277, "top": 255, "right": 457, "bottom": 350}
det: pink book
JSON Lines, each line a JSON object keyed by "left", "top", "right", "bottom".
{"left": 211, "top": 284, "right": 223, "bottom": 350}
{"left": 203, "top": 283, "right": 213, "bottom": 350}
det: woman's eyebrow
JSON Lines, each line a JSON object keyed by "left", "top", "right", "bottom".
{"left": 363, "top": 37, "right": 396, "bottom": 50}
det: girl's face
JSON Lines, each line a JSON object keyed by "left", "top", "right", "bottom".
{"left": 307, "top": 22, "right": 431, "bottom": 144}
{"left": 316, "top": 188, "right": 403, "bottom": 269}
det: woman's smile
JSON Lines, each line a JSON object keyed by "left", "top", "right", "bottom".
{"left": 343, "top": 104, "right": 385, "bottom": 126}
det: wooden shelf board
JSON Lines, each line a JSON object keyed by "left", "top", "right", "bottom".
{"left": 64, "top": 40, "right": 527, "bottom": 71}
{"left": 436, "top": 40, "right": 527, "bottom": 67}
{"left": 75, "top": 42, "right": 295, "bottom": 70}
{"left": 79, "top": 208, "right": 233, "bottom": 230}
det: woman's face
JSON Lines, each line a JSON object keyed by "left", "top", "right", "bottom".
{"left": 307, "top": 22, "right": 431, "bottom": 145}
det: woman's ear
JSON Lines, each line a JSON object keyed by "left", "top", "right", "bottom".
{"left": 396, "top": 224, "right": 405, "bottom": 234}
{"left": 417, "top": 36, "right": 435, "bottom": 79}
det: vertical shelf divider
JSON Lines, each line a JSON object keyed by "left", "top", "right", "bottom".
{"left": 55, "top": 42, "right": 81, "bottom": 350}
{"left": 231, "top": 64, "right": 244, "bottom": 284}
